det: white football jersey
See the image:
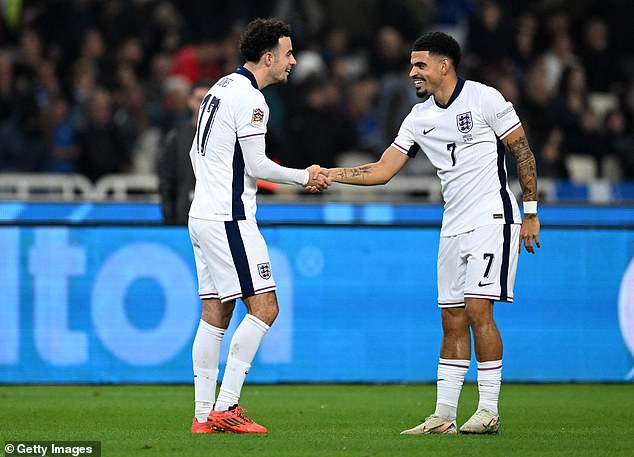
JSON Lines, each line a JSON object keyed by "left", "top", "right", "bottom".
{"left": 392, "top": 78, "right": 522, "bottom": 236}
{"left": 189, "top": 67, "right": 306, "bottom": 222}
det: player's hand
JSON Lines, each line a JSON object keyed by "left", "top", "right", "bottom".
{"left": 305, "top": 165, "right": 331, "bottom": 192}
{"left": 520, "top": 214, "right": 540, "bottom": 254}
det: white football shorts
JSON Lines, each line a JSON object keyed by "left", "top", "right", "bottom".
{"left": 437, "top": 223, "right": 520, "bottom": 307}
{"left": 188, "top": 217, "right": 276, "bottom": 302}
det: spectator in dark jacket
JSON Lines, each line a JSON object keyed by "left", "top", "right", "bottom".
{"left": 157, "top": 79, "right": 213, "bottom": 225}
{"left": 76, "top": 88, "right": 131, "bottom": 181}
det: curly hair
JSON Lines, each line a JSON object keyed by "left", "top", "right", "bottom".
{"left": 239, "top": 18, "right": 292, "bottom": 63}
{"left": 412, "top": 32, "right": 461, "bottom": 72}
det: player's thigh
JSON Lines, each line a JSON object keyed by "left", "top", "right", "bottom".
{"left": 437, "top": 233, "right": 468, "bottom": 307}
{"left": 189, "top": 217, "right": 219, "bottom": 300}
{"left": 193, "top": 219, "right": 276, "bottom": 302}
{"left": 463, "top": 224, "right": 520, "bottom": 303}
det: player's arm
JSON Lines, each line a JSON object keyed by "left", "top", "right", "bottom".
{"left": 240, "top": 136, "right": 329, "bottom": 189}
{"left": 328, "top": 146, "right": 409, "bottom": 186}
{"left": 503, "top": 126, "right": 541, "bottom": 254}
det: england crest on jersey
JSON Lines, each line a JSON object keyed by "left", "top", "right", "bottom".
{"left": 456, "top": 111, "right": 473, "bottom": 133}
{"left": 257, "top": 262, "right": 272, "bottom": 280}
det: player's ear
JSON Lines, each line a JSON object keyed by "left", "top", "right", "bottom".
{"left": 264, "top": 51, "right": 274, "bottom": 67}
{"left": 440, "top": 58, "right": 449, "bottom": 75}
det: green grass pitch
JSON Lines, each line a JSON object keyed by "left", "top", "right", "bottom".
{"left": 1, "top": 384, "right": 633, "bottom": 457}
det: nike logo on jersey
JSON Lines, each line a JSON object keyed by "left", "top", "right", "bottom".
{"left": 423, "top": 127, "right": 436, "bottom": 135}
{"left": 478, "top": 281, "right": 494, "bottom": 287}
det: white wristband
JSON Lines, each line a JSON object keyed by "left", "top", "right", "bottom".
{"left": 523, "top": 201, "right": 537, "bottom": 214}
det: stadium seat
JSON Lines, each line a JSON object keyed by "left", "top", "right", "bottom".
{"left": 565, "top": 154, "right": 597, "bottom": 183}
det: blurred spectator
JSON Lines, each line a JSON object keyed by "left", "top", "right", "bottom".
{"left": 369, "top": 26, "right": 408, "bottom": 78}
{"left": 346, "top": 76, "right": 383, "bottom": 155}
{"left": 542, "top": 32, "right": 580, "bottom": 92}
{"left": 553, "top": 65, "right": 588, "bottom": 140}
{"left": 518, "top": 58, "right": 568, "bottom": 179}
{"left": 466, "top": 0, "right": 512, "bottom": 76}
{"left": 171, "top": 42, "right": 223, "bottom": 84}
{"left": 284, "top": 77, "right": 356, "bottom": 168}
{"left": 291, "top": 49, "right": 328, "bottom": 85}
{"left": 161, "top": 75, "right": 192, "bottom": 132}
{"left": 158, "top": 79, "right": 212, "bottom": 225}
{"left": 0, "top": 0, "right": 631, "bottom": 187}
{"left": 46, "top": 96, "right": 78, "bottom": 173}
{"left": 604, "top": 109, "right": 634, "bottom": 180}
{"left": 148, "top": 1, "right": 184, "bottom": 55}
{"left": 553, "top": 65, "right": 610, "bottom": 177}
{"left": 0, "top": 52, "right": 12, "bottom": 121}
{"left": 376, "top": 64, "right": 420, "bottom": 149}
{"left": 428, "top": 0, "right": 475, "bottom": 48}
{"left": 509, "top": 11, "right": 538, "bottom": 82}
{"left": 76, "top": 88, "right": 131, "bottom": 181}
{"left": 622, "top": 82, "right": 634, "bottom": 134}
{"left": 0, "top": 57, "right": 49, "bottom": 172}
{"left": 146, "top": 53, "right": 174, "bottom": 126}
{"left": 579, "top": 17, "right": 623, "bottom": 93}
{"left": 564, "top": 107, "right": 607, "bottom": 177}
{"left": 273, "top": 0, "right": 325, "bottom": 49}
{"left": 378, "top": 0, "right": 428, "bottom": 42}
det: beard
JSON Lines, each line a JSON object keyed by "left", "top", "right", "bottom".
{"left": 415, "top": 88, "right": 429, "bottom": 99}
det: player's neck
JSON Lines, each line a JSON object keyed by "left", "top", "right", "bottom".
{"left": 242, "top": 62, "right": 268, "bottom": 90}
{"left": 434, "top": 75, "right": 459, "bottom": 106}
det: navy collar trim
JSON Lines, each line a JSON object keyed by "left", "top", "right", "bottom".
{"left": 434, "top": 77, "right": 465, "bottom": 109}
{"left": 235, "top": 66, "right": 259, "bottom": 90}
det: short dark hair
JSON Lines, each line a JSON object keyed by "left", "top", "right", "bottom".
{"left": 412, "top": 32, "right": 461, "bottom": 72}
{"left": 239, "top": 18, "right": 292, "bottom": 63}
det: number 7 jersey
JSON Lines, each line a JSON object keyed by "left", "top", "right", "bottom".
{"left": 392, "top": 78, "right": 522, "bottom": 236}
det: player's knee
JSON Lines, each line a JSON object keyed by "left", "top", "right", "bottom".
{"left": 245, "top": 294, "right": 279, "bottom": 326}
{"left": 441, "top": 308, "right": 469, "bottom": 334}
{"left": 251, "top": 305, "right": 278, "bottom": 326}
{"left": 465, "top": 308, "right": 494, "bottom": 330}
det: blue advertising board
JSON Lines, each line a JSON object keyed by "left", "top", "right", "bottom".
{"left": 1, "top": 225, "right": 632, "bottom": 383}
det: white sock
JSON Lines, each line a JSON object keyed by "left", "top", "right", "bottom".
{"left": 477, "top": 359, "right": 502, "bottom": 415}
{"left": 214, "top": 314, "right": 269, "bottom": 412}
{"left": 193, "top": 320, "right": 224, "bottom": 422}
{"left": 434, "top": 358, "right": 470, "bottom": 420}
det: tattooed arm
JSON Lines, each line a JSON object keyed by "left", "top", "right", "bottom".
{"left": 504, "top": 126, "right": 541, "bottom": 254}
{"left": 328, "top": 146, "right": 410, "bottom": 186}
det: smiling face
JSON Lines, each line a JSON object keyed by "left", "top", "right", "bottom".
{"left": 409, "top": 50, "right": 447, "bottom": 98}
{"left": 269, "top": 36, "right": 296, "bottom": 84}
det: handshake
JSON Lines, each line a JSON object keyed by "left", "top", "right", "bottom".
{"left": 304, "top": 165, "right": 332, "bottom": 192}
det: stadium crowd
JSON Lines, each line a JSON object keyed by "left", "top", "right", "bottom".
{"left": 0, "top": 0, "right": 633, "bottom": 183}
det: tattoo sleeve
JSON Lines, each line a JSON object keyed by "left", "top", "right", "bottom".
{"left": 507, "top": 135, "right": 538, "bottom": 202}
{"left": 334, "top": 166, "right": 373, "bottom": 184}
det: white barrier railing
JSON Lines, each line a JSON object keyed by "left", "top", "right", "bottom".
{"left": 0, "top": 173, "right": 624, "bottom": 203}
